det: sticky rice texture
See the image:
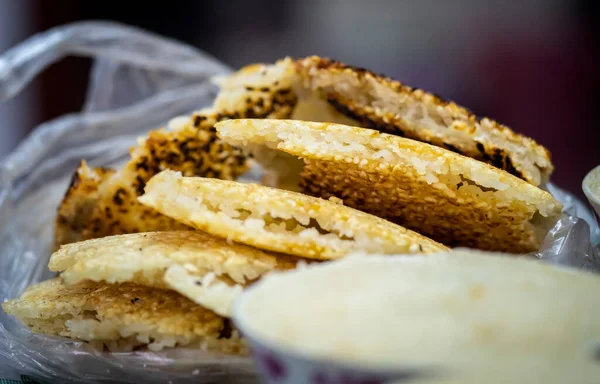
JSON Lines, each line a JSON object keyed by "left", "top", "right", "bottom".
{"left": 138, "top": 170, "right": 448, "bottom": 260}
{"left": 2, "top": 279, "right": 245, "bottom": 353}
{"left": 49, "top": 231, "right": 300, "bottom": 316}
{"left": 215, "top": 119, "right": 562, "bottom": 253}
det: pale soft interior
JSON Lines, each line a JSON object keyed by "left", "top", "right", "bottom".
{"left": 218, "top": 122, "right": 559, "bottom": 222}
{"left": 254, "top": 93, "right": 358, "bottom": 191}
{"left": 61, "top": 249, "right": 261, "bottom": 287}
{"left": 185, "top": 194, "right": 400, "bottom": 255}
{"left": 23, "top": 313, "right": 241, "bottom": 353}
{"left": 303, "top": 70, "right": 551, "bottom": 186}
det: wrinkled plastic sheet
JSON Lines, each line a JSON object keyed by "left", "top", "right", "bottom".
{"left": 0, "top": 21, "right": 598, "bottom": 384}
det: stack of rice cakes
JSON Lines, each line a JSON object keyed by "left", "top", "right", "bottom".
{"left": 4, "top": 55, "right": 562, "bottom": 357}
{"left": 4, "top": 108, "right": 446, "bottom": 353}
{"left": 215, "top": 119, "right": 560, "bottom": 253}
{"left": 212, "top": 56, "right": 562, "bottom": 253}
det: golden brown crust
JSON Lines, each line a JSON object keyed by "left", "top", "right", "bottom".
{"left": 139, "top": 170, "right": 448, "bottom": 259}
{"left": 215, "top": 119, "right": 562, "bottom": 253}
{"left": 2, "top": 278, "right": 243, "bottom": 352}
{"left": 300, "top": 159, "right": 540, "bottom": 252}
{"left": 214, "top": 56, "right": 553, "bottom": 186}
{"left": 53, "top": 111, "right": 251, "bottom": 249}
{"left": 295, "top": 56, "right": 553, "bottom": 186}
{"left": 49, "top": 231, "right": 301, "bottom": 286}
{"left": 212, "top": 60, "right": 298, "bottom": 120}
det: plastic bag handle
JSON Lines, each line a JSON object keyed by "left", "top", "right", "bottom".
{"left": 0, "top": 21, "right": 230, "bottom": 102}
{"left": 0, "top": 21, "right": 231, "bottom": 184}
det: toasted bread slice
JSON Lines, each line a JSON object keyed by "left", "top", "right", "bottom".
{"left": 2, "top": 278, "right": 245, "bottom": 353}
{"left": 53, "top": 110, "right": 250, "bottom": 249}
{"left": 138, "top": 170, "right": 448, "bottom": 260}
{"left": 49, "top": 231, "right": 301, "bottom": 316}
{"left": 215, "top": 119, "right": 562, "bottom": 253}
{"left": 213, "top": 56, "right": 553, "bottom": 186}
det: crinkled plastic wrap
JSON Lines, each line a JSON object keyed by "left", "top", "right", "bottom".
{"left": 0, "top": 21, "right": 598, "bottom": 383}
{"left": 0, "top": 22, "right": 256, "bottom": 383}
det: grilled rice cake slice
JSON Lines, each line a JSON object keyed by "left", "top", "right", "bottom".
{"left": 214, "top": 56, "right": 552, "bottom": 186}
{"left": 138, "top": 170, "right": 448, "bottom": 260}
{"left": 295, "top": 56, "right": 553, "bottom": 186}
{"left": 49, "top": 231, "right": 301, "bottom": 317}
{"left": 53, "top": 111, "right": 250, "bottom": 249}
{"left": 2, "top": 278, "right": 245, "bottom": 353}
{"left": 215, "top": 119, "right": 562, "bottom": 253}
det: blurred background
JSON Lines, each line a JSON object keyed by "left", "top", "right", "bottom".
{"left": 0, "top": 0, "right": 597, "bottom": 197}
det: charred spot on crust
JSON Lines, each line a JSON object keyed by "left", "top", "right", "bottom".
{"left": 218, "top": 319, "right": 233, "bottom": 339}
{"left": 504, "top": 155, "right": 520, "bottom": 178}
{"left": 275, "top": 88, "right": 292, "bottom": 96}
{"left": 134, "top": 175, "right": 146, "bottom": 196}
{"left": 474, "top": 142, "right": 524, "bottom": 178}
{"left": 235, "top": 155, "right": 247, "bottom": 166}
{"left": 495, "top": 149, "right": 523, "bottom": 179}
{"left": 135, "top": 157, "right": 150, "bottom": 172}
{"left": 475, "top": 142, "right": 486, "bottom": 155}
{"left": 112, "top": 188, "right": 128, "bottom": 206}
{"left": 64, "top": 168, "right": 83, "bottom": 197}
{"left": 491, "top": 148, "right": 504, "bottom": 169}
{"left": 193, "top": 114, "right": 207, "bottom": 127}
{"left": 163, "top": 151, "right": 181, "bottom": 167}
{"left": 235, "top": 87, "right": 297, "bottom": 120}
{"left": 443, "top": 143, "right": 463, "bottom": 155}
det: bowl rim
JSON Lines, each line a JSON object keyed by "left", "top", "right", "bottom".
{"left": 582, "top": 165, "right": 600, "bottom": 206}
{"left": 230, "top": 267, "right": 442, "bottom": 379}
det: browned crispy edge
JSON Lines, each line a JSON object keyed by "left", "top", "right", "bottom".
{"left": 294, "top": 55, "right": 553, "bottom": 184}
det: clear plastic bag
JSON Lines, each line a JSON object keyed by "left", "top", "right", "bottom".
{"left": 0, "top": 21, "right": 256, "bottom": 383}
{"left": 0, "top": 21, "right": 598, "bottom": 383}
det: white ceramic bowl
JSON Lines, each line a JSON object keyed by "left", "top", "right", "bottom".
{"left": 232, "top": 288, "right": 427, "bottom": 384}
{"left": 231, "top": 252, "right": 600, "bottom": 384}
{"left": 583, "top": 165, "right": 600, "bottom": 225}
